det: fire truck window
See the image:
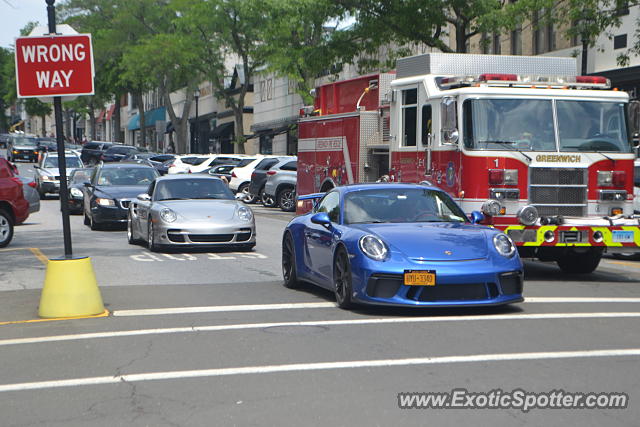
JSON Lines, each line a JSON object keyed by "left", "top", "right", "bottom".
{"left": 316, "top": 191, "right": 341, "bottom": 223}
{"left": 557, "top": 101, "right": 631, "bottom": 152}
{"left": 422, "top": 105, "right": 432, "bottom": 146}
{"left": 402, "top": 89, "right": 418, "bottom": 147}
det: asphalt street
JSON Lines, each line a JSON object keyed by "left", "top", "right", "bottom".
{"left": 0, "top": 161, "right": 639, "bottom": 426}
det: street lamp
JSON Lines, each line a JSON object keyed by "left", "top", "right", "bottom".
{"left": 194, "top": 88, "right": 200, "bottom": 153}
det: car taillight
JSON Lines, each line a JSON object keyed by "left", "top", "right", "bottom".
{"left": 598, "top": 170, "right": 626, "bottom": 187}
{"left": 251, "top": 172, "right": 257, "bottom": 178}
{"left": 266, "top": 170, "right": 277, "bottom": 176}
{"left": 231, "top": 171, "right": 237, "bottom": 178}
{"left": 488, "top": 169, "right": 518, "bottom": 185}
{"left": 28, "top": 181, "right": 37, "bottom": 188}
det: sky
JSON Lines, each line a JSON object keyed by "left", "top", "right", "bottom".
{"left": 0, "top": 0, "right": 49, "bottom": 49}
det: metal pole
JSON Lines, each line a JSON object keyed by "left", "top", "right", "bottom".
{"left": 46, "top": 0, "right": 73, "bottom": 257}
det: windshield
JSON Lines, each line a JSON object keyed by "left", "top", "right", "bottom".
{"left": 12, "top": 136, "right": 37, "bottom": 147}
{"left": 43, "top": 157, "right": 82, "bottom": 168}
{"left": 463, "top": 98, "right": 632, "bottom": 153}
{"left": 344, "top": 188, "right": 468, "bottom": 224}
{"left": 70, "top": 169, "right": 91, "bottom": 184}
{"left": 154, "top": 178, "right": 234, "bottom": 201}
{"left": 97, "top": 167, "right": 157, "bottom": 186}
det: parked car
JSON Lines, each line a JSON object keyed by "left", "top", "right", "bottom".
{"left": 100, "top": 145, "right": 147, "bottom": 162}
{"left": 167, "top": 155, "right": 210, "bottom": 174}
{"left": 282, "top": 183, "right": 524, "bottom": 309}
{"left": 67, "top": 168, "right": 93, "bottom": 214}
{"left": 228, "top": 155, "right": 267, "bottom": 200}
{"left": 6, "top": 134, "right": 39, "bottom": 162}
{"left": 263, "top": 159, "right": 297, "bottom": 212}
{"left": 0, "top": 158, "right": 30, "bottom": 247}
{"left": 83, "top": 161, "right": 158, "bottom": 230}
{"left": 80, "top": 141, "right": 113, "bottom": 165}
{"left": 36, "top": 137, "right": 57, "bottom": 153}
{"left": 15, "top": 175, "right": 40, "bottom": 215}
{"left": 156, "top": 158, "right": 176, "bottom": 176}
{"left": 248, "top": 156, "right": 294, "bottom": 206}
{"left": 203, "top": 164, "right": 236, "bottom": 181}
{"left": 188, "top": 155, "right": 254, "bottom": 174}
{"left": 0, "top": 133, "right": 10, "bottom": 149}
{"left": 34, "top": 152, "right": 84, "bottom": 198}
{"left": 127, "top": 174, "right": 255, "bottom": 251}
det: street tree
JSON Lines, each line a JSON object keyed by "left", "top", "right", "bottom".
{"left": 175, "top": 0, "right": 271, "bottom": 154}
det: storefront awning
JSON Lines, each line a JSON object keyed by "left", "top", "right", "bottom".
{"left": 106, "top": 104, "right": 116, "bottom": 121}
{"left": 210, "top": 121, "right": 234, "bottom": 138}
{"left": 128, "top": 107, "right": 166, "bottom": 131}
{"left": 96, "top": 109, "right": 106, "bottom": 124}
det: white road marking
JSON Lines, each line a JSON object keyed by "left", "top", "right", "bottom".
{"left": 525, "top": 297, "right": 640, "bottom": 303}
{"left": 129, "top": 252, "right": 268, "bottom": 262}
{"left": 1, "top": 348, "right": 639, "bottom": 393}
{"left": 112, "top": 302, "right": 336, "bottom": 316}
{"left": 112, "top": 297, "right": 640, "bottom": 317}
{"left": 4, "top": 312, "right": 640, "bottom": 347}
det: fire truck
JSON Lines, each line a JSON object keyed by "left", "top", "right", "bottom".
{"left": 297, "top": 53, "right": 640, "bottom": 274}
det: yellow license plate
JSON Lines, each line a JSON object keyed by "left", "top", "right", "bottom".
{"left": 404, "top": 270, "right": 436, "bottom": 286}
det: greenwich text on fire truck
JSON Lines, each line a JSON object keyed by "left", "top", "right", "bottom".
{"left": 297, "top": 53, "right": 640, "bottom": 274}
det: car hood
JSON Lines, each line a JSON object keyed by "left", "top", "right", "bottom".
{"left": 95, "top": 186, "right": 148, "bottom": 200}
{"left": 40, "top": 167, "right": 79, "bottom": 177}
{"left": 13, "top": 145, "right": 37, "bottom": 150}
{"left": 156, "top": 199, "right": 239, "bottom": 221}
{"left": 353, "top": 222, "right": 489, "bottom": 261}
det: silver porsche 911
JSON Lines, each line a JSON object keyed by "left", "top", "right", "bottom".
{"left": 127, "top": 174, "right": 256, "bottom": 252}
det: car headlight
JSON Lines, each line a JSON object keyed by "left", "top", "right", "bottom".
{"left": 237, "top": 206, "right": 253, "bottom": 221}
{"left": 493, "top": 233, "right": 516, "bottom": 257}
{"left": 160, "top": 208, "right": 177, "bottom": 223}
{"left": 359, "top": 235, "right": 388, "bottom": 261}
{"left": 96, "top": 197, "right": 115, "bottom": 206}
{"left": 42, "top": 175, "right": 55, "bottom": 181}
{"left": 70, "top": 188, "right": 83, "bottom": 197}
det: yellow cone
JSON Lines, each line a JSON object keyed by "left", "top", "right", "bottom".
{"left": 39, "top": 257, "right": 105, "bottom": 318}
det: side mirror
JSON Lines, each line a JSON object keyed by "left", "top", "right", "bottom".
{"left": 311, "top": 212, "right": 332, "bottom": 226}
{"left": 470, "top": 211, "right": 485, "bottom": 224}
{"left": 441, "top": 96, "right": 459, "bottom": 146}
{"left": 137, "top": 193, "right": 151, "bottom": 202}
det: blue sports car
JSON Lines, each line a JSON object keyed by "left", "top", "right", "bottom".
{"left": 282, "top": 183, "right": 524, "bottom": 309}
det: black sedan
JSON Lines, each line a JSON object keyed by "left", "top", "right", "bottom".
{"left": 100, "top": 145, "right": 147, "bottom": 162}
{"left": 67, "top": 168, "right": 93, "bottom": 214}
{"left": 83, "top": 162, "right": 158, "bottom": 230}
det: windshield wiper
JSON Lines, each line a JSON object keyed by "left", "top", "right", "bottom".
{"left": 476, "top": 140, "right": 532, "bottom": 163}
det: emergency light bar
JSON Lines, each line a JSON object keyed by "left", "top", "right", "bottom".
{"left": 438, "top": 74, "right": 611, "bottom": 90}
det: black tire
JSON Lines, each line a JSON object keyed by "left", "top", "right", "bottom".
{"left": 277, "top": 187, "right": 296, "bottom": 212}
{"left": 89, "top": 212, "right": 99, "bottom": 231}
{"left": 38, "top": 186, "right": 46, "bottom": 200}
{"left": 611, "top": 252, "right": 640, "bottom": 261}
{"left": 0, "top": 209, "right": 14, "bottom": 248}
{"left": 282, "top": 233, "right": 301, "bottom": 289}
{"left": 84, "top": 211, "right": 90, "bottom": 226}
{"left": 238, "top": 183, "right": 257, "bottom": 204}
{"left": 333, "top": 246, "right": 354, "bottom": 309}
{"left": 147, "top": 220, "right": 159, "bottom": 252}
{"left": 260, "top": 187, "right": 277, "bottom": 208}
{"left": 557, "top": 248, "right": 603, "bottom": 274}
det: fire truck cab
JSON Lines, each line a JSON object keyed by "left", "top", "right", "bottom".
{"left": 298, "top": 53, "right": 640, "bottom": 274}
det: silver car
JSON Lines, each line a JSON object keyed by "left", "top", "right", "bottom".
{"left": 127, "top": 174, "right": 256, "bottom": 252}
{"left": 34, "top": 151, "right": 84, "bottom": 198}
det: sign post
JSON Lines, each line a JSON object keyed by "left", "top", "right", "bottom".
{"left": 15, "top": 0, "right": 95, "bottom": 258}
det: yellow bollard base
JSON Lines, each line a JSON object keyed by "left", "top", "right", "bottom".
{"left": 38, "top": 256, "right": 105, "bottom": 319}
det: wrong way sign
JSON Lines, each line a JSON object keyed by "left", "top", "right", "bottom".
{"left": 15, "top": 34, "right": 94, "bottom": 98}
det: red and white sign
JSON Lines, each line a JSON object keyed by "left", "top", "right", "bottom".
{"left": 15, "top": 34, "right": 94, "bottom": 98}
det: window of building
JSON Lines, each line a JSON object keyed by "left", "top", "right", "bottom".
{"left": 401, "top": 89, "right": 418, "bottom": 147}
{"left": 615, "top": 0, "right": 629, "bottom": 16}
{"left": 259, "top": 134, "right": 273, "bottom": 154}
{"left": 614, "top": 34, "right": 627, "bottom": 49}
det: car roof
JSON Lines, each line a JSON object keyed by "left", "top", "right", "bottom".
{"left": 154, "top": 174, "right": 224, "bottom": 182}
{"left": 99, "top": 161, "right": 156, "bottom": 169}
{"left": 337, "top": 182, "right": 444, "bottom": 194}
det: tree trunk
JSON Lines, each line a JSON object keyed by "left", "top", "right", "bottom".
{"left": 233, "top": 107, "right": 245, "bottom": 154}
{"left": 456, "top": 21, "right": 467, "bottom": 53}
{"left": 88, "top": 110, "right": 96, "bottom": 140}
{"left": 134, "top": 91, "right": 146, "bottom": 148}
{"left": 581, "top": 38, "right": 588, "bottom": 75}
{"left": 114, "top": 96, "right": 122, "bottom": 143}
{"left": 40, "top": 115, "right": 46, "bottom": 136}
{"left": 64, "top": 108, "right": 72, "bottom": 141}
{"left": 163, "top": 79, "right": 194, "bottom": 154}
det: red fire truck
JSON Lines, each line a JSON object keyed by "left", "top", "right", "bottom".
{"left": 297, "top": 53, "right": 640, "bottom": 274}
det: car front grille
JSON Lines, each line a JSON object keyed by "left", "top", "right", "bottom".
{"left": 529, "top": 168, "right": 587, "bottom": 216}
{"left": 188, "top": 234, "right": 234, "bottom": 243}
{"left": 119, "top": 200, "right": 131, "bottom": 209}
{"left": 415, "top": 283, "right": 497, "bottom": 302}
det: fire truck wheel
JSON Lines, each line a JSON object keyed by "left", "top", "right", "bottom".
{"left": 260, "top": 188, "right": 277, "bottom": 208}
{"left": 277, "top": 187, "right": 296, "bottom": 212}
{"left": 556, "top": 248, "right": 603, "bottom": 274}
